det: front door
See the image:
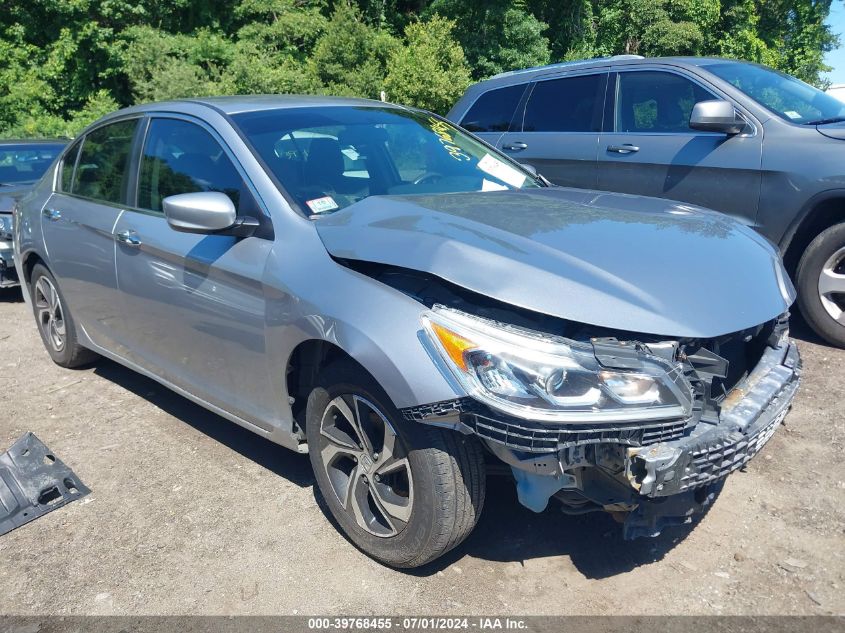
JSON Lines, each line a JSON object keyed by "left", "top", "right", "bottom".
{"left": 597, "top": 69, "right": 763, "bottom": 226}
{"left": 112, "top": 116, "right": 276, "bottom": 425}
{"left": 41, "top": 119, "right": 140, "bottom": 350}
{"left": 497, "top": 71, "right": 608, "bottom": 189}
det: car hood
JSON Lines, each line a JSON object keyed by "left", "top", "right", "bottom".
{"left": 0, "top": 183, "right": 35, "bottom": 214}
{"left": 314, "top": 188, "right": 795, "bottom": 338}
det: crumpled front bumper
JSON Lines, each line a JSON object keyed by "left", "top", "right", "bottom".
{"left": 626, "top": 340, "right": 801, "bottom": 498}
{"left": 403, "top": 337, "right": 801, "bottom": 535}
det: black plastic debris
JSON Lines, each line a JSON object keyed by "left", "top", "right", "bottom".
{"left": 0, "top": 432, "right": 90, "bottom": 536}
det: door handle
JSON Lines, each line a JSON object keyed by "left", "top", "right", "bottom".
{"left": 115, "top": 230, "right": 141, "bottom": 247}
{"left": 502, "top": 142, "right": 528, "bottom": 151}
{"left": 42, "top": 208, "right": 62, "bottom": 221}
{"left": 607, "top": 144, "right": 640, "bottom": 154}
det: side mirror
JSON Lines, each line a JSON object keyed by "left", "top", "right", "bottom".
{"left": 689, "top": 100, "right": 745, "bottom": 135}
{"left": 163, "top": 191, "right": 259, "bottom": 238}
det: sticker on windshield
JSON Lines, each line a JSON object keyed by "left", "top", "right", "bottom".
{"left": 477, "top": 153, "right": 526, "bottom": 188}
{"left": 306, "top": 196, "right": 339, "bottom": 214}
{"left": 481, "top": 179, "right": 508, "bottom": 192}
{"left": 784, "top": 110, "right": 802, "bottom": 120}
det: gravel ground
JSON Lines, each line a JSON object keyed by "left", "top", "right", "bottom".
{"left": 0, "top": 286, "right": 843, "bottom": 616}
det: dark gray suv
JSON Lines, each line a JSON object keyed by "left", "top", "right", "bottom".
{"left": 448, "top": 56, "right": 845, "bottom": 347}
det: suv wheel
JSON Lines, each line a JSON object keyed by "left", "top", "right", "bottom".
{"left": 797, "top": 223, "right": 845, "bottom": 347}
{"left": 306, "top": 360, "right": 486, "bottom": 568}
{"left": 30, "top": 263, "right": 99, "bottom": 367}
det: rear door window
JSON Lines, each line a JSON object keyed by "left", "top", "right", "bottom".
{"left": 615, "top": 71, "right": 717, "bottom": 133}
{"left": 74, "top": 119, "right": 139, "bottom": 203}
{"left": 137, "top": 118, "right": 246, "bottom": 213}
{"left": 460, "top": 84, "right": 526, "bottom": 133}
{"left": 522, "top": 74, "right": 605, "bottom": 132}
{"left": 59, "top": 142, "right": 81, "bottom": 192}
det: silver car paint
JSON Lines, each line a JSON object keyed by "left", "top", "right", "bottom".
{"left": 14, "top": 96, "right": 793, "bottom": 453}
{"left": 162, "top": 191, "right": 238, "bottom": 232}
{"left": 315, "top": 188, "right": 794, "bottom": 338}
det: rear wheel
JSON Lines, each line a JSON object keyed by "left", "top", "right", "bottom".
{"left": 797, "top": 223, "right": 845, "bottom": 348}
{"left": 306, "top": 360, "right": 485, "bottom": 568}
{"left": 30, "top": 264, "right": 98, "bottom": 368}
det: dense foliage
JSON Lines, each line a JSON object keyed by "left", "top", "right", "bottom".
{"left": 0, "top": 0, "right": 839, "bottom": 137}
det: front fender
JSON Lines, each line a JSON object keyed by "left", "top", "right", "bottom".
{"left": 263, "top": 227, "right": 463, "bottom": 414}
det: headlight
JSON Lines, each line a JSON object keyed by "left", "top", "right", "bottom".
{"left": 422, "top": 306, "right": 692, "bottom": 423}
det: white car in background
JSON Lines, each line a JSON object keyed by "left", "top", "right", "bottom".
{"left": 828, "top": 84, "right": 845, "bottom": 103}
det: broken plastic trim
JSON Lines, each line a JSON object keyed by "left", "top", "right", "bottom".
{"left": 0, "top": 433, "right": 90, "bottom": 536}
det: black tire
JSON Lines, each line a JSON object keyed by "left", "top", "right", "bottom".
{"left": 796, "top": 223, "right": 845, "bottom": 348}
{"left": 29, "top": 263, "right": 99, "bottom": 368}
{"left": 306, "top": 360, "right": 486, "bottom": 568}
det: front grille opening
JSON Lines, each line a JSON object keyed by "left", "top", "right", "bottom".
{"left": 465, "top": 411, "right": 686, "bottom": 453}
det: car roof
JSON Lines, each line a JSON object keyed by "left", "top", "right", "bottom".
{"left": 485, "top": 55, "right": 747, "bottom": 82}
{"left": 0, "top": 139, "right": 68, "bottom": 145}
{"left": 115, "top": 94, "right": 398, "bottom": 117}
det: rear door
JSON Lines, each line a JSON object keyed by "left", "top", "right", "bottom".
{"left": 41, "top": 118, "right": 140, "bottom": 350}
{"left": 111, "top": 115, "right": 276, "bottom": 425}
{"left": 496, "top": 70, "right": 608, "bottom": 189}
{"left": 597, "top": 68, "right": 763, "bottom": 225}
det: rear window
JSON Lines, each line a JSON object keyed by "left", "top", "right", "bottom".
{"left": 59, "top": 142, "right": 81, "bottom": 192}
{"left": 523, "top": 74, "right": 605, "bottom": 132}
{"left": 459, "top": 84, "right": 525, "bottom": 133}
{"left": 73, "top": 119, "right": 139, "bottom": 203}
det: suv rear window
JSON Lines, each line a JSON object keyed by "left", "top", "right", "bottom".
{"left": 460, "top": 84, "right": 525, "bottom": 133}
{"left": 522, "top": 74, "right": 605, "bottom": 133}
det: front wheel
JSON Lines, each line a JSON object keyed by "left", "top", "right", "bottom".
{"left": 796, "top": 223, "right": 845, "bottom": 348}
{"left": 306, "top": 361, "right": 486, "bottom": 568}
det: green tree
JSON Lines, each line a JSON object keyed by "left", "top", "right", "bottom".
{"left": 385, "top": 16, "right": 471, "bottom": 113}
{"left": 427, "top": 1, "right": 551, "bottom": 79}
{"left": 118, "top": 26, "right": 234, "bottom": 102}
{"left": 309, "top": 3, "right": 398, "bottom": 98}
{"left": 0, "top": 0, "right": 840, "bottom": 137}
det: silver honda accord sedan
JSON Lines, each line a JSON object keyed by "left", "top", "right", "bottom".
{"left": 14, "top": 96, "right": 801, "bottom": 568}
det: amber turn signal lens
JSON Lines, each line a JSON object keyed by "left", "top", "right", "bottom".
{"left": 430, "top": 322, "right": 477, "bottom": 371}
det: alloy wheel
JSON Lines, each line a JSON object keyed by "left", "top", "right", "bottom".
{"left": 34, "top": 276, "right": 66, "bottom": 352}
{"left": 318, "top": 395, "right": 413, "bottom": 538}
{"left": 818, "top": 245, "right": 845, "bottom": 325}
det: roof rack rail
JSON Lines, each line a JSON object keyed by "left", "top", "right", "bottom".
{"left": 489, "top": 55, "right": 645, "bottom": 80}
{"left": 489, "top": 59, "right": 598, "bottom": 80}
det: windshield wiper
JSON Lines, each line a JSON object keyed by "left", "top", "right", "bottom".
{"left": 803, "top": 116, "right": 845, "bottom": 125}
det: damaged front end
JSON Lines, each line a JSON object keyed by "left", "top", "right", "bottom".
{"left": 0, "top": 212, "right": 19, "bottom": 288}
{"left": 404, "top": 305, "right": 800, "bottom": 539}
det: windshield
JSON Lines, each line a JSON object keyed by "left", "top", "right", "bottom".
{"left": 232, "top": 106, "right": 541, "bottom": 215}
{"left": 0, "top": 143, "right": 65, "bottom": 186}
{"left": 707, "top": 62, "right": 845, "bottom": 125}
